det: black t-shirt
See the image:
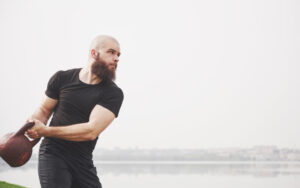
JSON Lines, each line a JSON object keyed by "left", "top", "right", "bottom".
{"left": 40, "top": 68, "right": 124, "bottom": 161}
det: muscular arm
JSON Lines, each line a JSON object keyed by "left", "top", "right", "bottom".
{"left": 28, "top": 95, "right": 58, "bottom": 124}
{"left": 27, "top": 104, "right": 115, "bottom": 142}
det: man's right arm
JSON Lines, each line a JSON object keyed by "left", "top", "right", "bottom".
{"left": 27, "top": 95, "right": 58, "bottom": 125}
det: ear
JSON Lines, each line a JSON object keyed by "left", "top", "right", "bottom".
{"left": 90, "top": 49, "right": 99, "bottom": 58}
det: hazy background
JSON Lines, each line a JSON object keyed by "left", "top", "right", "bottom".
{"left": 0, "top": 0, "right": 299, "bottom": 150}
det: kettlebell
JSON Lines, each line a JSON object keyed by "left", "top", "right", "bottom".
{"left": 0, "top": 122, "right": 40, "bottom": 167}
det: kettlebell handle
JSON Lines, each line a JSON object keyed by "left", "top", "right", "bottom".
{"left": 16, "top": 122, "right": 35, "bottom": 135}
{"left": 16, "top": 122, "right": 41, "bottom": 147}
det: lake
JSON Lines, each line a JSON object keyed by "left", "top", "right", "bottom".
{"left": 0, "top": 161, "right": 299, "bottom": 187}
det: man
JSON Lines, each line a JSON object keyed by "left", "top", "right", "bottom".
{"left": 26, "top": 35, "right": 124, "bottom": 188}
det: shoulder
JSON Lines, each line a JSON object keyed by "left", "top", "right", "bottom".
{"left": 103, "top": 81, "right": 124, "bottom": 98}
{"left": 55, "top": 68, "right": 81, "bottom": 78}
{"left": 50, "top": 68, "right": 81, "bottom": 82}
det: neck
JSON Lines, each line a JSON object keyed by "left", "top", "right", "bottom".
{"left": 79, "top": 63, "right": 102, "bottom": 85}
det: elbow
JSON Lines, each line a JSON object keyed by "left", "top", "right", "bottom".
{"left": 88, "top": 133, "right": 98, "bottom": 141}
{"left": 86, "top": 125, "right": 99, "bottom": 141}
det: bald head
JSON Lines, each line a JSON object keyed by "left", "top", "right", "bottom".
{"left": 89, "top": 35, "right": 119, "bottom": 51}
{"left": 87, "top": 35, "right": 121, "bottom": 81}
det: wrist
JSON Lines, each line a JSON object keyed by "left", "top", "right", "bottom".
{"left": 41, "top": 126, "right": 51, "bottom": 137}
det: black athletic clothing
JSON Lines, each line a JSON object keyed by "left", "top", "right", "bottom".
{"left": 40, "top": 68, "right": 123, "bottom": 159}
{"left": 39, "top": 150, "right": 102, "bottom": 188}
{"left": 38, "top": 68, "right": 123, "bottom": 188}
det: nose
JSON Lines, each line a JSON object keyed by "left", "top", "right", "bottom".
{"left": 114, "top": 55, "right": 119, "bottom": 63}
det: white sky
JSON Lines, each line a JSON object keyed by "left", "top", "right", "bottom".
{"left": 0, "top": 0, "right": 299, "bottom": 149}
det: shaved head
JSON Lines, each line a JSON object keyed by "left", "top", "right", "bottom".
{"left": 89, "top": 35, "right": 119, "bottom": 51}
{"left": 88, "top": 35, "right": 121, "bottom": 81}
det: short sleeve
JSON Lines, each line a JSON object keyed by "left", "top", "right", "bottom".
{"left": 45, "top": 71, "right": 62, "bottom": 100}
{"left": 97, "top": 88, "right": 124, "bottom": 118}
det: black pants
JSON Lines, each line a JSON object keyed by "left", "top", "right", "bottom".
{"left": 38, "top": 150, "right": 102, "bottom": 188}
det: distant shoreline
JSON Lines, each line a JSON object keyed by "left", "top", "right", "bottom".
{"left": 25, "top": 146, "right": 300, "bottom": 162}
{"left": 2, "top": 160, "right": 300, "bottom": 165}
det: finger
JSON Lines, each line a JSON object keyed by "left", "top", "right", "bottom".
{"left": 29, "top": 133, "right": 39, "bottom": 139}
{"left": 27, "top": 131, "right": 35, "bottom": 135}
{"left": 27, "top": 131, "right": 38, "bottom": 137}
{"left": 30, "top": 133, "right": 39, "bottom": 139}
{"left": 27, "top": 119, "right": 34, "bottom": 123}
{"left": 27, "top": 129, "right": 33, "bottom": 134}
{"left": 27, "top": 134, "right": 35, "bottom": 139}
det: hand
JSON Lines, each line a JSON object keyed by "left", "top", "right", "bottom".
{"left": 25, "top": 119, "right": 48, "bottom": 139}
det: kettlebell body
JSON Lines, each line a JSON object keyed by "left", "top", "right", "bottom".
{"left": 0, "top": 122, "right": 40, "bottom": 167}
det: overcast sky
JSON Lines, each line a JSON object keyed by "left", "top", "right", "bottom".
{"left": 0, "top": 0, "right": 299, "bottom": 150}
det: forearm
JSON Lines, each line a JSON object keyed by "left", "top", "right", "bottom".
{"left": 43, "top": 122, "right": 96, "bottom": 142}
{"left": 28, "top": 105, "right": 115, "bottom": 142}
{"left": 29, "top": 108, "right": 52, "bottom": 125}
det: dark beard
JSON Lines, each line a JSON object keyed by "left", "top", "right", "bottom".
{"left": 91, "top": 59, "right": 116, "bottom": 81}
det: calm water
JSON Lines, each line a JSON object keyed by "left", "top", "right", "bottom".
{"left": 0, "top": 161, "right": 299, "bottom": 188}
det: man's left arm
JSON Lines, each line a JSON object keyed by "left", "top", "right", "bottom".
{"left": 26, "top": 105, "right": 115, "bottom": 141}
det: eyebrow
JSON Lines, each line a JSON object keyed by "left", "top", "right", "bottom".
{"left": 108, "top": 49, "right": 121, "bottom": 57}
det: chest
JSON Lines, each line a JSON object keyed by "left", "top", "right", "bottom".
{"left": 58, "top": 83, "right": 105, "bottom": 114}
